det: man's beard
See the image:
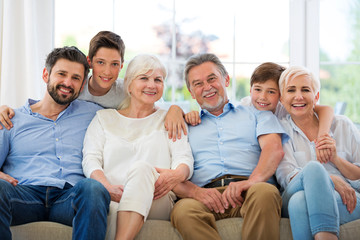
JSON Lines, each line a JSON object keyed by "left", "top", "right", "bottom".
{"left": 200, "top": 95, "right": 225, "bottom": 113}
{"left": 47, "top": 80, "right": 80, "bottom": 105}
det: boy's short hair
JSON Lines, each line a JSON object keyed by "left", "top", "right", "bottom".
{"left": 88, "top": 31, "right": 125, "bottom": 63}
{"left": 250, "top": 62, "right": 286, "bottom": 86}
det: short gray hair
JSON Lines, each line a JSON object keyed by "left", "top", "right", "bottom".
{"left": 184, "top": 53, "right": 228, "bottom": 89}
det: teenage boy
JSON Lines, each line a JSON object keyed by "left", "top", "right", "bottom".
{"left": 78, "top": 31, "right": 125, "bottom": 109}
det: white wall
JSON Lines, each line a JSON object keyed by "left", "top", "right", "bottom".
{"left": 0, "top": 0, "right": 54, "bottom": 107}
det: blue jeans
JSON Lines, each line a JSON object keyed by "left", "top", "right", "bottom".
{"left": 0, "top": 178, "right": 110, "bottom": 240}
{"left": 282, "top": 161, "right": 360, "bottom": 240}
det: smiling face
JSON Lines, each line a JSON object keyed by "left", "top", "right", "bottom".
{"left": 88, "top": 47, "right": 123, "bottom": 94}
{"left": 188, "top": 61, "right": 230, "bottom": 116}
{"left": 45, "top": 58, "right": 85, "bottom": 105}
{"left": 128, "top": 69, "right": 165, "bottom": 107}
{"left": 280, "top": 74, "right": 319, "bottom": 119}
{"left": 250, "top": 79, "right": 280, "bottom": 113}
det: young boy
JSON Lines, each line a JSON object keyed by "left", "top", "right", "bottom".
{"left": 185, "top": 62, "right": 334, "bottom": 162}
{"left": 240, "top": 62, "right": 287, "bottom": 117}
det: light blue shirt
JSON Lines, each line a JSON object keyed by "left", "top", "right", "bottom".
{"left": 0, "top": 99, "right": 103, "bottom": 188}
{"left": 189, "top": 102, "right": 288, "bottom": 187}
{"left": 276, "top": 114, "right": 360, "bottom": 192}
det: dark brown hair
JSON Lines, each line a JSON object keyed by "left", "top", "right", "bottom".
{"left": 88, "top": 31, "right": 125, "bottom": 63}
{"left": 45, "top": 46, "right": 89, "bottom": 81}
{"left": 250, "top": 62, "right": 286, "bottom": 87}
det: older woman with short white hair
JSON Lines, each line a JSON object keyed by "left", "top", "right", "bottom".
{"left": 82, "top": 54, "right": 194, "bottom": 240}
{"left": 276, "top": 66, "right": 360, "bottom": 240}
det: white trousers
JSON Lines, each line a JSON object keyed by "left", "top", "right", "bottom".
{"left": 105, "top": 161, "right": 176, "bottom": 240}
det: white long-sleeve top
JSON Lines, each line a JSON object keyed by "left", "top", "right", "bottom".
{"left": 276, "top": 114, "right": 360, "bottom": 192}
{"left": 82, "top": 109, "right": 194, "bottom": 185}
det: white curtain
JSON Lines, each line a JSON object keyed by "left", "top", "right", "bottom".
{"left": 0, "top": 0, "right": 54, "bottom": 107}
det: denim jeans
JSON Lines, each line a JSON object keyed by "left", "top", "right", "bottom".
{"left": 0, "top": 178, "right": 110, "bottom": 240}
{"left": 281, "top": 161, "right": 360, "bottom": 240}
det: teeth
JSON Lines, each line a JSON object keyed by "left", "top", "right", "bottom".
{"left": 60, "top": 88, "right": 70, "bottom": 93}
{"left": 143, "top": 91, "right": 156, "bottom": 95}
{"left": 292, "top": 104, "right": 306, "bottom": 107}
{"left": 204, "top": 92, "right": 216, "bottom": 98}
{"left": 258, "top": 102, "right": 269, "bottom": 106}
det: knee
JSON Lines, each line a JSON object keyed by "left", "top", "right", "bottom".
{"left": 303, "top": 161, "right": 326, "bottom": 177}
{"left": 246, "top": 183, "right": 281, "bottom": 213}
{"left": 302, "top": 161, "right": 332, "bottom": 184}
{"left": 247, "top": 182, "right": 281, "bottom": 203}
{"left": 75, "top": 178, "right": 110, "bottom": 205}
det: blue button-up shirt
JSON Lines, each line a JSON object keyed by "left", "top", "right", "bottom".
{"left": 0, "top": 99, "right": 103, "bottom": 188}
{"left": 189, "top": 102, "right": 288, "bottom": 187}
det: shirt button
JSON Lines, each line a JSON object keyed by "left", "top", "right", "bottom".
{"left": 56, "top": 138, "right": 59, "bottom": 141}
{"left": 224, "top": 169, "right": 228, "bottom": 172}
{"left": 54, "top": 123, "right": 57, "bottom": 126}
{"left": 220, "top": 142, "right": 223, "bottom": 145}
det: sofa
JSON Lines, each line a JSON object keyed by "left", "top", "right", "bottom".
{"left": 10, "top": 218, "right": 360, "bottom": 240}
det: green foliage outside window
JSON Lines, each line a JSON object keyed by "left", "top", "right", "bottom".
{"left": 320, "top": 1, "right": 360, "bottom": 123}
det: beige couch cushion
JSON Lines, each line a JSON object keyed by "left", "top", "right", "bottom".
{"left": 10, "top": 218, "right": 360, "bottom": 240}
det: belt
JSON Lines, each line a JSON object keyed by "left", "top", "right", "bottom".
{"left": 203, "top": 175, "right": 248, "bottom": 188}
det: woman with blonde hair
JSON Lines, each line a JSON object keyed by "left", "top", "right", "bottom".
{"left": 82, "top": 54, "right": 194, "bottom": 240}
{"left": 276, "top": 66, "right": 360, "bottom": 240}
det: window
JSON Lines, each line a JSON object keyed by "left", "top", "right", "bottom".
{"left": 55, "top": 0, "right": 360, "bottom": 123}
{"left": 319, "top": 0, "right": 360, "bottom": 122}
{"left": 55, "top": 0, "right": 289, "bottom": 112}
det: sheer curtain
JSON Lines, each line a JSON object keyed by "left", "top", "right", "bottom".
{"left": 0, "top": 0, "right": 54, "bottom": 107}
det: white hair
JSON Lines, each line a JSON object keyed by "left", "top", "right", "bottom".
{"left": 118, "top": 54, "right": 167, "bottom": 109}
{"left": 279, "top": 66, "right": 320, "bottom": 95}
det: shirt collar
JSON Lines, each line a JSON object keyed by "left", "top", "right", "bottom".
{"left": 23, "top": 99, "right": 40, "bottom": 114}
{"left": 200, "top": 101, "right": 235, "bottom": 118}
{"left": 23, "top": 98, "right": 76, "bottom": 121}
{"left": 286, "top": 113, "right": 334, "bottom": 138}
